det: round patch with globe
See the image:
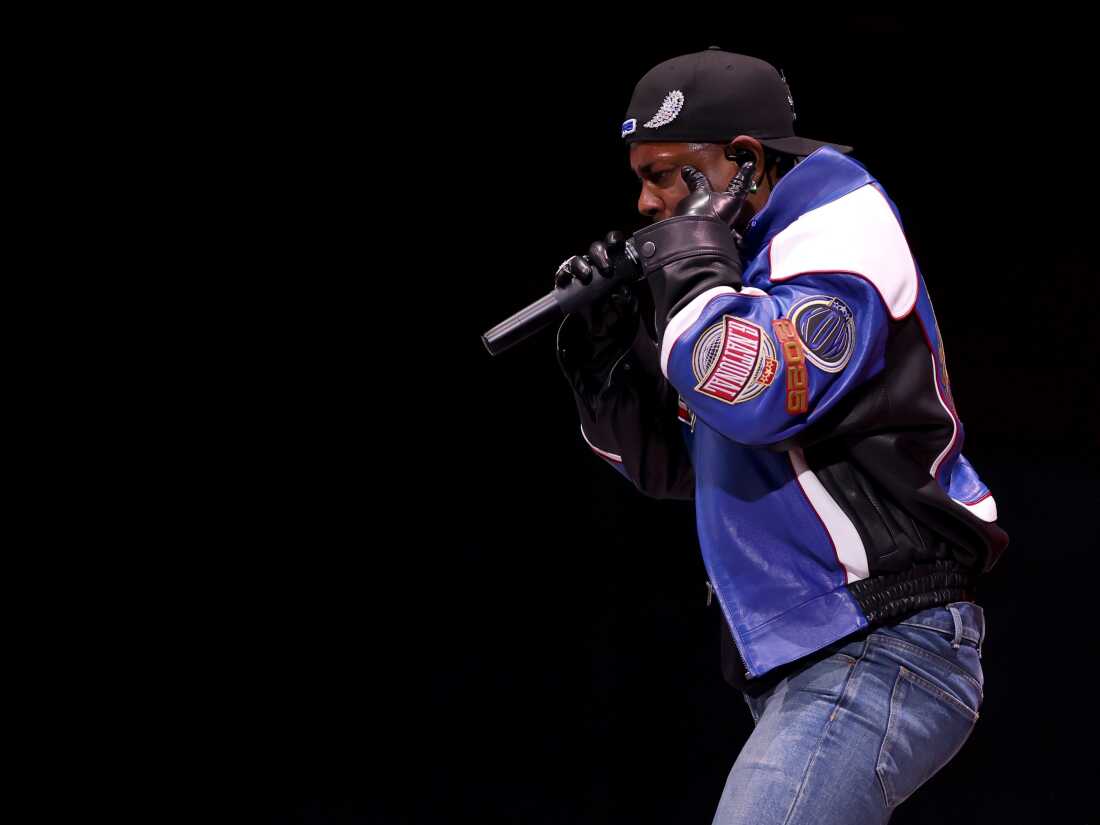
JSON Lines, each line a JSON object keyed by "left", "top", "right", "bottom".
{"left": 788, "top": 296, "right": 856, "bottom": 373}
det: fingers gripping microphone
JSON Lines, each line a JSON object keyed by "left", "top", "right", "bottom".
{"left": 481, "top": 160, "right": 756, "bottom": 356}
{"left": 480, "top": 241, "right": 642, "bottom": 356}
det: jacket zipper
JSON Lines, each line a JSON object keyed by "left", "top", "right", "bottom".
{"left": 706, "top": 581, "right": 752, "bottom": 680}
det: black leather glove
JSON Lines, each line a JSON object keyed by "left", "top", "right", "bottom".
{"left": 631, "top": 167, "right": 745, "bottom": 342}
{"left": 674, "top": 165, "right": 749, "bottom": 227}
{"left": 554, "top": 231, "right": 643, "bottom": 386}
{"left": 554, "top": 230, "right": 640, "bottom": 342}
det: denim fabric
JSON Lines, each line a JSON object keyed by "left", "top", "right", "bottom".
{"left": 711, "top": 602, "right": 985, "bottom": 824}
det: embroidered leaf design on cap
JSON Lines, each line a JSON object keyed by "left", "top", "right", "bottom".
{"left": 643, "top": 90, "right": 684, "bottom": 129}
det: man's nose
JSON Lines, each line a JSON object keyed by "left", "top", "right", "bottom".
{"left": 637, "top": 185, "right": 662, "bottom": 219}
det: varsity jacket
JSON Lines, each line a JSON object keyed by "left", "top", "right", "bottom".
{"left": 556, "top": 147, "right": 1008, "bottom": 688}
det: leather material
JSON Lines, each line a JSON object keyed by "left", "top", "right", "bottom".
{"left": 557, "top": 147, "right": 1008, "bottom": 689}
{"left": 632, "top": 214, "right": 743, "bottom": 340}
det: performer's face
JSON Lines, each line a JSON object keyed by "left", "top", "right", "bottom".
{"left": 629, "top": 142, "right": 732, "bottom": 223}
{"left": 629, "top": 138, "right": 773, "bottom": 230}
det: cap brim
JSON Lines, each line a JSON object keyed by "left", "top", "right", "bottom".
{"left": 759, "top": 136, "right": 853, "bottom": 156}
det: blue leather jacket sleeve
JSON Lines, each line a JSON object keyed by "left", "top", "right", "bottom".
{"left": 633, "top": 212, "right": 892, "bottom": 447}
{"left": 660, "top": 273, "right": 890, "bottom": 446}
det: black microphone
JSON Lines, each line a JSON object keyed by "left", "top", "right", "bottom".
{"left": 481, "top": 240, "right": 642, "bottom": 356}
{"left": 481, "top": 161, "right": 755, "bottom": 356}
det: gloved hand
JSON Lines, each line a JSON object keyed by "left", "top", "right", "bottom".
{"left": 554, "top": 230, "right": 640, "bottom": 342}
{"left": 631, "top": 169, "right": 745, "bottom": 342}
{"left": 674, "top": 165, "right": 748, "bottom": 227}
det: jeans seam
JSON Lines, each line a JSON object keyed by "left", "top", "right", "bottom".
{"left": 876, "top": 667, "right": 908, "bottom": 807}
{"left": 876, "top": 666, "right": 980, "bottom": 808}
{"left": 779, "top": 638, "right": 869, "bottom": 825}
{"left": 869, "top": 635, "right": 983, "bottom": 693}
{"left": 896, "top": 621, "right": 981, "bottom": 647}
{"left": 742, "top": 692, "right": 760, "bottom": 726}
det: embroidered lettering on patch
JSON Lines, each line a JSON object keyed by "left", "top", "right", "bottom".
{"left": 691, "top": 316, "right": 777, "bottom": 405}
{"left": 772, "top": 318, "right": 809, "bottom": 415}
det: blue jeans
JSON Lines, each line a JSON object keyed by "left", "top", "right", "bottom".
{"left": 711, "top": 602, "right": 985, "bottom": 824}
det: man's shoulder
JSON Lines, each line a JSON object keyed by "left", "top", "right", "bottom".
{"left": 766, "top": 184, "right": 919, "bottom": 320}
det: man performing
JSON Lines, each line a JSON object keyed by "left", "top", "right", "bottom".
{"left": 552, "top": 48, "right": 1009, "bottom": 824}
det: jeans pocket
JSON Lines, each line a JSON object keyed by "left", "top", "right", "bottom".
{"left": 875, "top": 665, "right": 979, "bottom": 808}
{"left": 882, "top": 622, "right": 984, "bottom": 697}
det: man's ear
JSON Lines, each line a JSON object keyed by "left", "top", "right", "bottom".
{"left": 723, "top": 137, "right": 765, "bottom": 185}
{"left": 723, "top": 137, "right": 762, "bottom": 165}
{"left": 724, "top": 146, "right": 755, "bottom": 166}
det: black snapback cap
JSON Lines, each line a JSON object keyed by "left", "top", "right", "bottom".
{"left": 621, "top": 48, "right": 853, "bottom": 156}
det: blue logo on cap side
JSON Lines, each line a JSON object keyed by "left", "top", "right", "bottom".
{"left": 621, "top": 118, "right": 637, "bottom": 138}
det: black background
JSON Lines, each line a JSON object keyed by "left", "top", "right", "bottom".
{"left": 231, "top": 16, "right": 1098, "bottom": 824}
